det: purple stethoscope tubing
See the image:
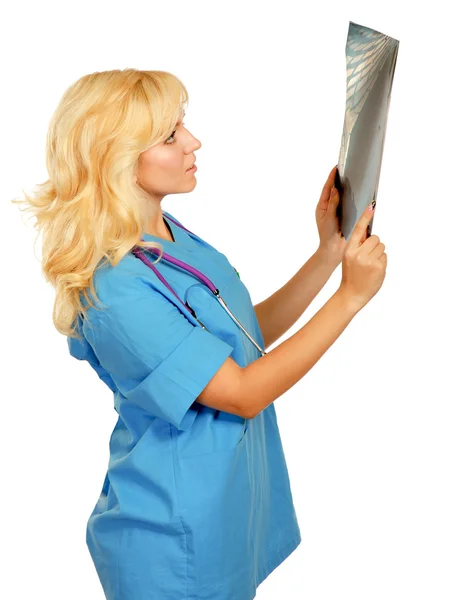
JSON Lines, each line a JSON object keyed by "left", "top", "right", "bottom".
{"left": 131, "top": 215, "right": 267, "bottom": 357}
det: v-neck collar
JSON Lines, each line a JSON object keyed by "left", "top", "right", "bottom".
{"left": 141, "top": 212, "right": 196, "bottom": 252}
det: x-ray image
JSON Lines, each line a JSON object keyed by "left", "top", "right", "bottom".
{"left": 335, "top": 21, "right": 399, "bottom": 242}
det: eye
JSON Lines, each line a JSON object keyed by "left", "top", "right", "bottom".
{"left": 165, "top": 129, "right": 177, "bottom": 144}
{"left": 165, "top": 122, "right": 185, "bottom": 144}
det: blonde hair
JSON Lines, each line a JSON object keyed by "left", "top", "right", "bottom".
{"left": 11, "top": 68, "right": 189, "bottom": 340}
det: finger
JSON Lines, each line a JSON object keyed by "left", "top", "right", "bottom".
{"left": 369, "top": 241, "right": 385, "bottom": 260}
{"left": 349, "top": 203, "right": 376, "bottom": 249}
{"left": 321, "top": 165, "right": 338, "bottom": 199}
{"left": 380, "top": 252, "right": 387, "bottom": 266}
{"left": 328, "top": 165, "right": 338, "bottom": 192}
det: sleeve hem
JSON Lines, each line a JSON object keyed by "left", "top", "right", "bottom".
{"left": 124, "top": 327, "right": 235, "bottom": 431}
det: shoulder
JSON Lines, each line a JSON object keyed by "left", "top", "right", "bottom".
{"left": 85, "top": 251, "right": 161, "bottom": 322}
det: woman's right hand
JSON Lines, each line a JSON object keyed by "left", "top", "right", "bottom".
{"left": 338, "top": 203, "right": 388, "bottom": 311}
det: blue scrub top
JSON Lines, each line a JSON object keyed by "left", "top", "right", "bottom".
{"left": 68, "top": 210, "right": 301, "bottom": 600}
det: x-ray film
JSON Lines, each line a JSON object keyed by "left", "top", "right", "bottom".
{"left": 335, "top": 21, "right": 399, "bottom": 242}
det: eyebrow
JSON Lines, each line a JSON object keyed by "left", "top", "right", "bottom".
{"left": 176, "top": 111, "right": 186, "bottom": 126}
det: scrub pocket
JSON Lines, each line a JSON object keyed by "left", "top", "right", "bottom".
{"left": 172, "top": 434, "right": 252, "bottom": 590}
{"left": 175, "top": 406, "right": 249, "bottom": 460}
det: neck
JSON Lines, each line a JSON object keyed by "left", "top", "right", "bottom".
{"left": 145, "top": 210, "right": 174, "bottom": 242}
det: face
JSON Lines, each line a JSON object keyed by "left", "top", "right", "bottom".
{"left": 134, "top": 110, "right": 201, "bottom": 204}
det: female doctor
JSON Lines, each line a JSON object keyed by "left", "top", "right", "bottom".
{"left": 18, "top": 69, "right": 387, "bottom": 600}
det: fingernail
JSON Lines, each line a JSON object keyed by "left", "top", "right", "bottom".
{"left": 331, "top": 188, "right": 336, "bottom": 196}
{"left": 368, "top": 199, "right": 376, "bottom": 211}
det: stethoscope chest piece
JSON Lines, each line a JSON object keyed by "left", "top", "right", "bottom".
{"left": 184, "top": 283, "right": 212, "bottom": 330}
{"left": 133, "top": 215, "right": 267, "bottom": 356}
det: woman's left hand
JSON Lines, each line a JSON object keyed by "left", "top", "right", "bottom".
{"left": 315, "top": 165, "right": 347, "bottom": 265}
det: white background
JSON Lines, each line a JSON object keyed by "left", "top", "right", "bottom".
{"left": 3, "top": 0, "right": 455, "bottom": 598}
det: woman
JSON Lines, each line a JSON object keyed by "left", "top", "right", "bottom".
{"left": 14, "top": 69, "right": 387, "bottom": 599}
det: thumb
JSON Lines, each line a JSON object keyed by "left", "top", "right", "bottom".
{"left": 328, "top": 185, "right": 340, "bottom": 216}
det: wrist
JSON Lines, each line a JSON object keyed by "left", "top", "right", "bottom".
{"left": 334, "top": 286, "right": 365, "bottom": 316}
{"left": 315, "top": 245, "right": 341, "bottom": 270}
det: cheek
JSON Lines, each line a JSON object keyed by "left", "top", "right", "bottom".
{"left": 153, "top": 153, "right": 184, "bottom": 176}
{"left": 166, "top": 155, "right": 184, "bottom": 173}
{"left": 138, "top": 148, "right": 184, "bottom": 183}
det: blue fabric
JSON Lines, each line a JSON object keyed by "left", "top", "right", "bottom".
{"left": 68, "top": 210, "right": 301, "bottom": 599}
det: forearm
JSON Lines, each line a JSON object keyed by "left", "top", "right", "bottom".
{"left": 254, "top": 248, "right": 340, "bottom": 349}
{"left": 240, "top": 289, "right": 361, "bottom": 418}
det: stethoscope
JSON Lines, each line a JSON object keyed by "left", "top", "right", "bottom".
{"left": 131, "top": 214, "right": 267, "bottom": 357}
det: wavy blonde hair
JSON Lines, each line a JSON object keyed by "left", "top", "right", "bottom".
{"left": 12, "top": 68, "right": 189, "bottom": 340}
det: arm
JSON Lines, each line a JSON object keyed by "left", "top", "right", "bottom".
{"left": 198, "top": 288, "right": 361, "bottom": 420}
{"left": 253, "top": 247, "right": 340, "bottom": 350}
{"left": 242, "top": 288, "right": 361, "bottom": 418}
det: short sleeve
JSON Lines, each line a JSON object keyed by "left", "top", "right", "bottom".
{"left": 84, "top": 282, "right": 235, "bottom": 432}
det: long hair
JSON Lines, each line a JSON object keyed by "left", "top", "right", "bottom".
{"left": 11, "top": 68, "right": 189, "bottom": 340}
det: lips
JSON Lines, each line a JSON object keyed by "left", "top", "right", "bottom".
{"left": 186, "top": 157, "right": 197, "bottom": 171}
